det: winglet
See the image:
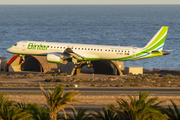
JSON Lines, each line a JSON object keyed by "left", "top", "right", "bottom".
{"left": 144, "top": 26, "right": 168, "bottom": 51}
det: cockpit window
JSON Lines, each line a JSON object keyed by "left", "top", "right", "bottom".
{"left": 14, "top": 43, "right": 17, "bottom": 46}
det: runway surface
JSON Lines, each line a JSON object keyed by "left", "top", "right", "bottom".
{"left": 0, "top": 87, "right": 180, "bottom": 96}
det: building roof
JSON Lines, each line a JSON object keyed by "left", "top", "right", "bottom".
{"left": 0, "top": 57, "right": 7, "bottom": 59}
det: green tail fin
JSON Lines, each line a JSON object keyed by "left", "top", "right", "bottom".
{"left": 144, "top": 26, "right": 168, "bottom": 51}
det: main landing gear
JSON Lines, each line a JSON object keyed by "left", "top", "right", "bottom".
{"left": 87, "top": 63, "right": 93, "bottom": 68}
{"left": 74, "top": 64, "right": 81, "bottom": 68}
{"left": 21, "top": 55, "right": 25, "bottom": 63}
{"left": 73, "top": 61, "right": 93, "bottom": 68}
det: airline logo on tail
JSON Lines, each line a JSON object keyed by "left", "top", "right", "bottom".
{"left": 130, "top": 26, "right": 168, "bottom": 60}
{"left": 143, "top": 26, "right": 168, "bottom": 51}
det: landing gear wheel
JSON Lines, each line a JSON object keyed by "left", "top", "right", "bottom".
{"left": 74, "top": 64, "right": 78, "bottom": 68}
{"left": 74, "top": 64, "right": 81, "bottom": 68}
{"left": 87, "top": 64, "right": 93, "bottom": 68}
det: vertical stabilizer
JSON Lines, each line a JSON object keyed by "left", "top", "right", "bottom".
{"left": 144, "top": 26, "right": 168, "bottom": 51}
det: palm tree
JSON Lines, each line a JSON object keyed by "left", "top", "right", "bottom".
{"left": 0, "top": 92, "right": 32, "bottom": 120}
{"left": 111, "top": 91, "right": 167, "bottom": 120}
{"left": 64, "top": 107, "right": 92, "bottom": 120}
{"left": 17, "top": 102, "right": 49, "bottom": 120}
{"left": 163, "top": 99, "right": 180, "bottom": 120}
{"left": 40, "top": 83, "right": 80, "bottom": 120}
{"left": 91, "top": 106, "right": 118, "bottom": 120}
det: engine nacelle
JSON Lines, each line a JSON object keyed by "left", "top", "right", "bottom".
{"left": 47, "top": 53, "right": 70, "bottom": 64}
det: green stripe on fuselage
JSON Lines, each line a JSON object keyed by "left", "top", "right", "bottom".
{"left": 47, "top": 61, "right": 62, "bottom": 64}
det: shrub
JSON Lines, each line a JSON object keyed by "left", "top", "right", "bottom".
{"left": 129, "top": 83, "right": 138, "bottom": 87}
{"left": 26, "top": 73, "right": 34, "bottom": 78}
{"left": 136, "top": 76, "right": 142, "bottom": 80}
{"left": 153, "top": 73, "right": 160, "bottom": 77}
{"left": 115, "top": 84, "right": 122, "bottom": 87}
{"left": 152, "top": 84, "right": 158, "bottom": 87}
{"left": 45, "top": 78, "right": 52, "bottom": 82}
{"left": 127, "top": 73, "right": 133, "bottom": 76}
{"left": 134, "top": 79, "right": 142, "bottom": 83}
{"left": 105, "top": 84, "right": 111, "bottom": 87}
{"left": 44, "top": 74, "right": 53, "bottom": 78}
{"left": 171, "top": 83, "right": 179, "bottom": 85}
{"left": 59, "top": 73, "right": 68, "bottom": 76}
{"left": 90, "top": 84, "right": 96, "bottom": 87}
{"left": 160, "top": 83, "right": 169, "bottom": 87}
{"left": 163, "top": 74, "right": 174, "bottom": 79}
{"left": 55, "top": 78, "right": 66, "bottom": 82}
{"left": 69, "top": 84, "right": 76, "bottom": 87}
{"left": 0, "top": 77, "right": 4, "bottom": 80}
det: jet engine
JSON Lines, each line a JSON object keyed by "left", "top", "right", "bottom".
{"left": 47, "top": 53, "right": 70, "bottom": 64}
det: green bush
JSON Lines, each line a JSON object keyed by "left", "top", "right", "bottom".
{"left": 55, "top": 78, "right": 66, "bottom": 82}
{"left": 0, "top": 77, "right": 4, "bottom": 80}
{"left": 115, "top": 84, "right": 122, "bottom": 87}
{"left": 160, "top": 83, "right": 169, "bottom": 87}
{"left": 105, "top": 84, "right": 111, "bottom": 87}
{"left": 44, "top": 79, "right": 52, "bottom": 82}
{"left": 69, "top": 84, "right": 78, "bottom": 87}
{"left": 90, "top": 84, "right": 96, "bottom": 87}
{"left": 59, "top": 73, "right": 68, "bottom": 76}
{"left": 26, "top": 73, "right": 34, "bottom": 78}
{"left": 134, "top": 79, "right": 142, "bottom": 82}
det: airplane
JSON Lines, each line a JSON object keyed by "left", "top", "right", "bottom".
{"left": 7, "top": 26, "right": 170, "bottom": 68}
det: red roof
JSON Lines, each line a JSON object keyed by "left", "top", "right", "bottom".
{"left": 0, "top": 57, "right": 7, "bottom": 59}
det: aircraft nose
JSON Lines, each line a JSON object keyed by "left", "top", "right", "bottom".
{"left": 7, "top": 47, "right": 12, "bottom": 53}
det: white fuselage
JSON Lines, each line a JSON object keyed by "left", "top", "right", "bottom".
{"left": 7, "top": 26, "right": 169, "bottom": 63}
{"left": 7, "top": 41, "right": 141, "bottom": 60}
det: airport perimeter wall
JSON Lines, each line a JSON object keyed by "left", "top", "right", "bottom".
{"left": 7, "top": 95, "right": 180, "bottom": 106}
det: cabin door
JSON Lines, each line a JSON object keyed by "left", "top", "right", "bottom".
{"left": 132, "top": 47, "right": 137, "bottom": 58}
{"left": 22, "top": 41, "right": 27, "bottom": 51}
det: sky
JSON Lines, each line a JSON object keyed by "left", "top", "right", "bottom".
{"left": 1, "top": 0, "right": 180, "bottom": 5}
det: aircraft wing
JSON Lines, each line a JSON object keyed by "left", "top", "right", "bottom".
{"left": 63, "top": 48, "right": 100, "bottom": 60}
{"left": 63, "top": 48, "right": 86, "bottom": 60}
